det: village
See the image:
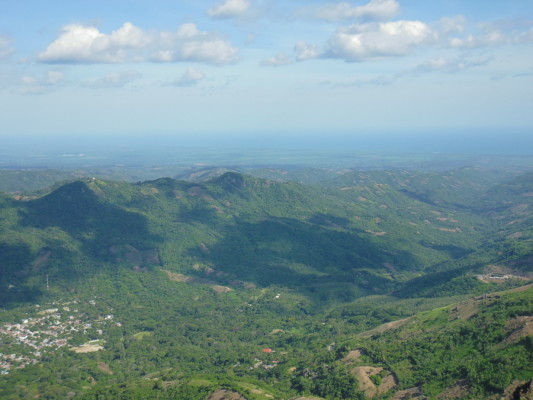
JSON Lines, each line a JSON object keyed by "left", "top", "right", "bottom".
{"left": 0, "top": 299, "right": 119, "bottom": 375}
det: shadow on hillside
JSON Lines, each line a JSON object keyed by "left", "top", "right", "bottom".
{"left": 392, "top": 268, "right": 479, "bottom": 298}
{"left": 19, "top": 181, "right": 162, "bottom": 271}
{"left": 185, "top": 215, "right": 414, "bottom": 303}
{"left": 0, "top": 242, "right": 43, "bottom": 306}
{"left": 419, "top": 241, "right": 473, "bottom": 259}
{"left": 308, "top": 213, "right": 352, "bottom": 229}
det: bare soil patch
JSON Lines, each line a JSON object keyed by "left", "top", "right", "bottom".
{"left": 379, "top": 374, "right": 398, "bottom": 395}
{"left": 161, "top": 269, "right": 194, "bottom": 283}
{"left": 504, "top": 316, "right": 533, "bottom": 345}
{"left": 211, "top": 285, "right": 233, "bottom": 293}
{"left": 97, "top": 362, "right": 113, "bottom": 375}
{"left": 351, "top": 366, "right": 382, "bottom": 398}
{"left": 342, "top": 349, "right": 363, "bottom": 363}
{"left": 162, "top": 269, "right": 230, "bottom": 290}
{"left": 450, "top": 299, "right": 481, "bottom": 320}
{"left": 365, "top": 230, "right": 387, "bottom": 236}
{"left": 359, "top": 317, "right": 411, "bottom": 338}
{"left": 489, "top": 379, "right": 533, "bottom": 400}
{"left": 72, "top": 344, "right": 103, "bottom": 353}
{"left": 437, "top": 227, "right": 461, "bottom": 233}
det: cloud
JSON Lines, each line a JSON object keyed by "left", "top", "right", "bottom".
{"left": 277, "top": 13, "right": 532, "bottom": 67}
{"left": 450, "top": 32, "right": 505, "bottom": 49}
{"left": 260, "top": 42, "right": 320, "bottom": 67}
{"left": 207, "top": 0, "right": 250, "bottom": 19}
{"left": 262, "top": 19, "right": 434, "bottom": 66}
{"left": 448, "top": 20, "right": 533, "bottom": 49}
{"left": 321, "top": 54, "right": 492, "bottom": 88}
{"left": 16, "top": 70, "right": 65, "bottom": 95}
{"left": 37, "top": 22, "right": 239, "bottom": 65}
{"left": 438, "top": 15, "right": 467, "bottom": 34}
{"left": 36, "top": 23, "right": 147, "bottom": 63}
{"left": 298, "top": 0, "right": 399, "bottom": 22}
{"left": 260, "top": 52, "right": 293, "bottom": 67}
{"left": 266, "top": 14, "right": 532, "bottom": 67}
{"left": 513, "top": 67, "right": 533, "bottom": 79}
{"left": 151, "top": 23, "right": 239, "bottom": 64}
{"left": 294, "top": 41, "right": 320, "bottom": 61}
{"left": 81, "top": 70, "right": 141, "bottom": 88}
{"left": 174, "top": 67, "right": 206, "bottom": 86}
{"left": 325, "top": 20, "right": 435, "bottom": 61}
{"left": 410, "top": 55, "right": 491, "bottom": 74}
{"left": 0, "top": 35, "right": 15, "bottom": 60}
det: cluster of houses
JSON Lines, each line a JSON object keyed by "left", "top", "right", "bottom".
{"left": 0, "top": 300, "right": 119, "bottom": 375}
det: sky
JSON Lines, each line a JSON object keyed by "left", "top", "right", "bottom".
{"left": 1, "top": 0, "right": 533, "bottom": 151}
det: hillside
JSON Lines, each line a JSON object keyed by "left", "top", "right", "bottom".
{"left": 1, "top": 171, "right": 503, "bottom": 305}
{"left": 0, "top": 168, "right": 531, "bottom": 399}
{"left": 341, "top": 284, "right": 533, "bottom": 399}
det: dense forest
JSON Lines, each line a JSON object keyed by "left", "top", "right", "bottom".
{"left": 0, "top": 164, "right": 531, "bottom": 399}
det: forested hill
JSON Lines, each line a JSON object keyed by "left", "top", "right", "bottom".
{"left": 340, "top": 284, "right": 533, "bottom": 400}
{"left": 0, "top": 169, "right": 531, "bottom": 399}
{"left": 0, "top": 171, "right": 517, "bottom": 303}
{"left": 1, "top": 170, "right": 532, "bottom": 304}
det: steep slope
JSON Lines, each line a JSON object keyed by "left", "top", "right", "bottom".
{"left": 1, "top": 171, "right": 524, "bottom": 306}
{"left": 0, "top": 170, "right": 532, "bottom": 400}
{"left": 477, "top": 172, "right": 533, "bottom": 261}
{"left": 394, "top": 172, "right": 533, "bottom": 298}
{"left": 342, "top": 285, "right": 533, "bottom": 399}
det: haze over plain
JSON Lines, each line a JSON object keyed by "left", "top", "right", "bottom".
{"left": 0, "top": 0, "right": 532, "bottom": 152}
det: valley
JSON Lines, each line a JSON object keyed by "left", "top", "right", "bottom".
{"left": 3, "top": 0, "right": 533, "bottom": 397}
{"left": 0, "top": 158, "right": 531, "bottom": 399}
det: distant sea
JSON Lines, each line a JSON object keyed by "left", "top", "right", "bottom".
{"left": 1, "top": 130, "right": 531, "bottom": 169}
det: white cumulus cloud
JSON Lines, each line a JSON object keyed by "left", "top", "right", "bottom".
{"left": 37, "top": 22, "right": 239, "bottom": 65}
{"left": 325, "top": 20, "right": 435, "bottom": 61}
{"left": 207, "top": 0, "right": 250, "bottom": 19}
{"left": 37, "top": 23, "right": 148, "bottom": 63}
{"left": 151, "top": 23, "right": 239, "bottom": 64}
{"left": 298, "top": 0, "right": 399, "bottom": 22}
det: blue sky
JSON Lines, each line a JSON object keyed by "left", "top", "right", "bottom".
{"left": 1, "top": 0, "right": 533, "bottom": 145}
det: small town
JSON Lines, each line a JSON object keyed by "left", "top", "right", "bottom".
{"left": 0, "top": 299, "right": 119, "bottom": 375}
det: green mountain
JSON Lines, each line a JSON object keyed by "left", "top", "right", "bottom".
{"left": 0, "top": 171, "right": 499, "bottom": 304}
{"left": 341, "top": 285, "right": 533, "bottom": 399}
{"left": 0, "top": 169, "right": 531, "bottom": 399}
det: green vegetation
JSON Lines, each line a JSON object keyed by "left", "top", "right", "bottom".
{"left": 0, "top": 165, "right": 531, "bottom": 399}
{"left": 348, "top": 286, "right": 533, "bottom": 399}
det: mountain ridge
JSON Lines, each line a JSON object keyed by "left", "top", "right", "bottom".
{"left": 0, "top": 168, "right": 531, "bottom": 399}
